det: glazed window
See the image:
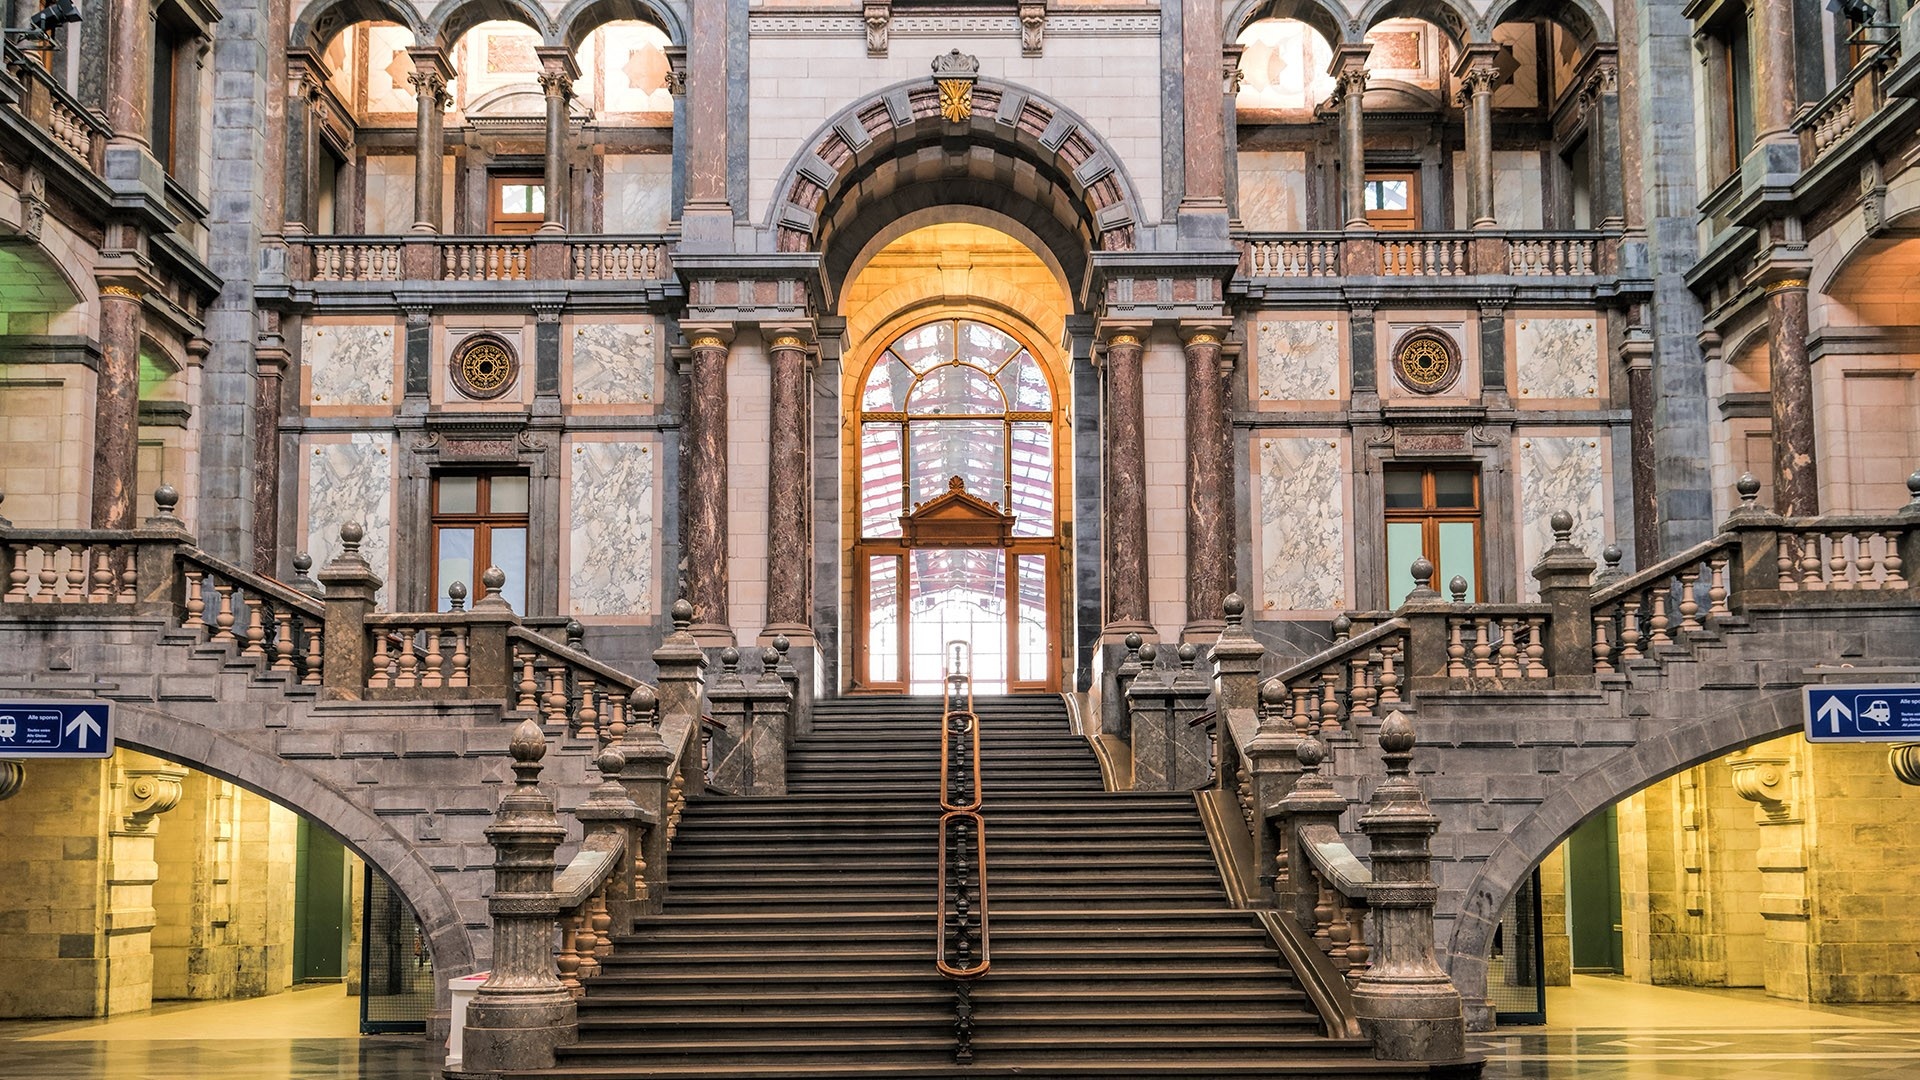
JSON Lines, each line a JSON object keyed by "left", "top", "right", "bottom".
{"left": 1384, "top": 465, "right": 1481, "bottom": 606}
{"left": 488, "top": 176, "right": 546, "bottom": 235}
{"left": 432, "top": 473, "right": 530, "bottom": 612}
{"left": 1362, "top": 171, "right": 1419, "bottom": 230}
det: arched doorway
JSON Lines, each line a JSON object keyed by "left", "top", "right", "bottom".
{"left": 850, "top": 316, "right": 1066, "bottom": 694}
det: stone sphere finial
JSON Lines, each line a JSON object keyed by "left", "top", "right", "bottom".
{"left": 481, "top": 566, "right": 506, "bottom": 597}
{"left": 720, "top": 646, "right": 739, "bottom": 672}
{"left": 1177, "top": 642, "right": 1197, "bottom": 669}
{"left": 671, "top": 598, "right": 694, "bottom": 630}
{"left": 1449, "top": 575, "right": 1469, "bottom": 603}
{"left": 340, "top": 522, "right": 365, "bottom": 552}
{"left": 293, "top": 552, "right": 313, "bottom": 575}
{"left": 762, "top": 645, "right": 781, "bottom": 670}
{"left": 1332, "top": 614, "right": 1351, "bottom": 640}
{"left": 1124, "top": 632, "right": 1143, "bottom": 654}
{"left": 1908, "top": 470, "right": 1920, "bottom": 506}
{"left": 628, "top": 682, "right": 658, "bottom": 717}
{"left": 1549, "top": 510, "right": 1574, "bottom": 543}
{"left": 1410, "top": 557, "right": 1434, "bottom": 590}
{"left": 595, "top": 742, "right": 626, "bottom": 779}
{"left": 1736, "top": 473, "right": 1761, "bottom": 507}
{"left": 1223, "top": 593, "right": 1244, "bottom": 620}
{"left": 1602, "top": 544, "right": 1622, "bottom": 570}
{"left": 1261, "top": 680, "right": 1288, "bottom": 708}
{"left": 773, "top": 634, "right": 791, "bottom": 656}
{"left": 509, "top": 718, "right": 547, "bottom": 765}
{"left": 1138, "top": 641, "right": 1158, "bottom": 665}
{"left": 153, "top": 483, "right": 180, "bottom": 517}
{"left": 1295, "top": 733, "right": 1325, "bottom": 771}
{"left": 447, "top": 580, "right": 468, "bottom": 610}
{"left": 566, "top": 618, "right": 584, "bottom": 641}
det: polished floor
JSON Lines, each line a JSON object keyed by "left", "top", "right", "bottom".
{"left": 0, "top": 977, "right": 1916, "bottom": 1078}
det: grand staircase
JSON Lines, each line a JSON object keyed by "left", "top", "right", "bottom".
{"left": 514, "top": 695, "right": 1432, "bottom": 1078}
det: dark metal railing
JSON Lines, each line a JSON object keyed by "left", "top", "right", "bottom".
{"left": 935, "top": 640, "right": 988, "bottom": 1063}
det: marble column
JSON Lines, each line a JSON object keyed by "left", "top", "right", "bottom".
{"left": 1101, "top": 331, "right": 1150, "bottom": 635}
{"left": 252, "top": 315, "right": 288, "bottom": 575}
{"left": 1766, "top": 277, "right": 1819, "bottom": 516}
{"left": 763, "top": 332, "right": 813, "bottom": 640}
{"left": 684, "top": 331, "right": 731, "bottom": 640}
{"left": 1623, "top": 329, "right": 1658, "bottom": 566}
{"left": 105, "top": 0, "right": 152, "bottom": 144}
{"left": 1179, "top": 0, "right": 1227, "bottom": 216}
{"left": 91, "top": 282, "right": 143, "bottom": 529}
{"left": 406, "top": 51, "right": 452, "bottom": 233}
{"left": 282, "top": 60, "right": 320, "bottom": 234}
{"left": 1459, "top": 50, "right": 1501, "bottom": 230}
{"left": 535, "top": 49, "right": 577, "bottom": 234}
{"left": 1183, "top": 327, "right": 1232, "bottom": 638}
{"left": 1752, "top": 0, "right": 1798, "bottom": 144}
{"left": 1331, "top": 47, "right": 1371, "bottom": 229}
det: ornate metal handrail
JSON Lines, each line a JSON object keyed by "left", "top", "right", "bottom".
{"left": 935, "top": 640, "right": 988, "bottom": 1063}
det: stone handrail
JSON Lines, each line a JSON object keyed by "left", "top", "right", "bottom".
{"left": 1795, "top": 35, "right": 1903, "bottom": 167}
{"left": 179, "top": 548, "right": 327, "bottom": 685}
{"left": 1235, "top": 229, "right": 1615, "bottom": 281}
{"left": 6, "top": 44, "right": 110, "bottom": 170}
{"left": 552, "top": 828, "right": 628, "bottom": 996}
{"left": 1264, "top": 618, "right": 1410, "bottom": 741}
{"left": 285, "top": 233, "right": 678, "bottom": 284}
{"left": 1298, "top": 823, "right": 1372, "bottom": 898}
{"left": 509, "top": 625, "right": 644, "bottom": 744}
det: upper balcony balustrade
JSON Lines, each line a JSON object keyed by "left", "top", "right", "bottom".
{"left": 1233, "top": 229, "right": 1631, "bottom": 300}
{"left": 3, "top": 45, "right": 111, "bottom": 175}
{"left": 1795, "top": 33, "right": 1905, "bottom": 173}
{"left": 287, "top": 233, "right": 676, "bottom": 286}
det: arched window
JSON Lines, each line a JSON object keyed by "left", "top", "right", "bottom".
{"left": 857, "top": 318, "right": 1056, "bottom": 538}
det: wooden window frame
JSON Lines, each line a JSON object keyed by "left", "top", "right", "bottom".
{"left": 1384, "top": 464, "right": 1484, "bottom": 601}
{"left": 429, "top": 472, "right": 530, "bottom": 608}
{"left": 487, "top": 174, "right": 547, "bottom": 235}
{"left": 1363, "top": 170, "right": 1420, "bottom": 230}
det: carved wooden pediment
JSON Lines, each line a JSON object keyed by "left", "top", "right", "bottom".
{"left": 901, "top": 476, "right": 1015, "bottom": 546}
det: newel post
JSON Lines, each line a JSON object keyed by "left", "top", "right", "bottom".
{"left": 574, "top": 739, "right": 653, "bottom": 937}
{"left": 1244, "top": 681, "right": 1302, "bottom": 902}
{"left": 653, "top": 599, "right": 710, "bottom": 793}
{"left": 745, "top": 645, "right": 793, "bottom": 795}
{"left": 134, "top": 484, "right": 194, "bottom": 611}
{"left": 466, "top": 567, "right": 520, "bottom": 698}
{"left": 463, "top": 720, "right": 577, "bottom": 1072}
{"left": 1397, "top": 558, "right": 1453, "bottom": 680}
{"left": 316, "top": 523, "right": 382, "bottom": 700}
{"left": 618, "top": 684, "right": 674, "bottom": 915}
{"left": 1725, "top": 473, "right": 1784, "bottom": 596}
{"left": 1350, "top": 710, "right": 1468, "bottom": 1064}
{"left": 1532, "top": 510, "right": 1597, "bottom": 678}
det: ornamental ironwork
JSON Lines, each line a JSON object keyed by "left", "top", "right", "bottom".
{"left": 1391, "top": 328, "right": 1461, "bottom": 395}
{"left": 451, "top": 333, "right": 520, "bottom": 400}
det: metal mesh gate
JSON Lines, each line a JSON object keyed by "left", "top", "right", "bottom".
{"left": 360, "top": 871, "right": 434, "bottom": 1034}
{"left": 1486, "top": 867, "right": 1546, "bottom": 1024}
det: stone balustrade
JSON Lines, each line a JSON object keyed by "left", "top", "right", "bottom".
{"left": 285, "top": 234, "right": 676, "bottom": 285}
{"left": 1795, "top": 35, "right": 1903, "bottom": 168}
{"left": 7, "top": 45, "right": 109, "bottom": 171}
{"left": 1236, "top": 229, "right": 1615, "bottom": 283}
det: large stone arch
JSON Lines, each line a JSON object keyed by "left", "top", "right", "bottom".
{"left": 424, "top": 0, "right": 550, "bottom": 51}
{"left": 764, "top": 77, "right": 1146, "bottom": 311}
{"left": 553, "top": 0, "right": 684, "bottom": 51}
{"left": 1484, "top": 0, "right": 1612, "bottom": 48}
{"left": 1354, "top": 0, "right": 1478, "bottom": 45}
{"left": 1441, "top": 686, "right": 1806, "bottom": 1012}
{"left": 1226, "top": 0, "right": 1355, "bottom": 45}
{"left": 289, "top": 0, "right": 425, "bottom": 51}
{"left": 1810, "top": 166, "right": 1920, "bottom": 303}
{"left": 110, "top": 701, "right": 481, "bottom": 986}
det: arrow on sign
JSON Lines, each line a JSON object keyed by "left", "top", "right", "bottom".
{"left": 64, "top": 710, "right": 101, "bottom": 750}
{"left": 1817, "top": 696, "right": 1852, "bottom": 735}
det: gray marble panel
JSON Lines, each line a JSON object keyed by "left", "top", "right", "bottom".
{"left": 1517, "top": 435, "right": 1607, "bottom": 594}
{"left": 304, "top": 322, "right": 394, "bottom": 407}
{"left": 307, "top": 434, "right": 394, "bottom": 608}
{"left": 601, "top": 154, "right": 673, "bottom": 233}
{"left": 568, "top": 440, "right": 656, "bottom": 616}
{"left": 1258, "top": 436, "right": 1345, "bottom": 612}
{"left": 571, "top": 323, "right": 658, "bottom": 405}
{"left": 1256, "top": 318, "right": 1339, "bottom": 403}
{"left": 1516, "top": 317, "right": 1599, "bottom": 401}
{"left": 1237, "top": 151, "right": 1307, "bottom": 231}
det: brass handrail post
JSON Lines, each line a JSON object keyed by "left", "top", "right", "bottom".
{"left": 936, "top": 640, "right": 989, "bottom": 1063}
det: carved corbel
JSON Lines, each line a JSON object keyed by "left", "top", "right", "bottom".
{"left": 663, "top": 45, "right": 686, "bottom": 96}
{"left": 115, "top": 765, "right": 187, "bottom": 834}
{"left": 865, "top": 0, "right": 890, "bottom": 57}
{"left": 20, "top": 166, "right": 45, "bottom": 242}
{"left": 1862, "top": 158, "right": 1888, "bottom": 235}
{"left": 1019, "top": 0, "right": 1046, "bottom": 57}
{"left": 1729, "top": 753, "right": 1797, "bottom": 822}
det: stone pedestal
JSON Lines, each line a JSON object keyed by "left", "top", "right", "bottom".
{"left": 1126, "top": 644, "right": 1213, "bottom": 791}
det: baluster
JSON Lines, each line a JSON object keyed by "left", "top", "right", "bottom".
{"left": 1319, "top": 669, "right": 1344, "bottom": 739}
{"left": 1345, "top": 905, "right": 1371, "bottom": 978}
{"left": 1328, "top": 894, "right": 1353, "bottom": 974}
{"left": 546, "top": 664, "right": 570, "bottom": 728}
{"left": 591, "top": 890, "right": 613, "bottom": 962}
{"left": 1471, "top": 618, "right": 1494, "bottom": 676}
{"left": 368, "top": 632, "right": 393, "bottom": 689}
{"left": 212, "top": 582, "right": 237, "bottom": 641}
{"left": 1348, "top": 654, "right": 1376, "bottom": 721}
{"left": 1524, "top": 616, "right": 1548, "bottom": 677}
{"left": 1777, "top": 536, "right": 1799, "bottom": 592}
{"left": 1800, "top": 534, "right": 1826, "bottom": 592}
{"left": 303, "top": 621, "right": 324, "bottom": 686}
{"left": 1708, "top": 553, "right": 1731, "bottom": 616}
{"left": 449, "top": 627, "right": 470, "bottom": 688}
{"left": 421, "top": 626, "right": 445, "bottom": 689}
{"left": 1290, "top": 683, "right": 1314, "bottom": 737}
{"left": 1618, "top": 599, "right": 1643, "bottom": 661}
{"left": 183, "top": 569, "right": 205, "bottom": 629}
{"left": 578, "top": 675, "right": 599, "bottom": 743}
{"left": 574, "top": 904, "right": 601, "bottom": 981}
{"left": 556, "top": 912, "right": 583, "bottom": 995}
{"left": 394, "top": 630, "right": 420, "bottom": 689}
{"left": 516, "top": 649, "right": 539, "bottom": 711}
{"left": 1592, "top": 613, "right": 1614, "bottom": 673}
{"left": 90, "top": 550, "right": 114, "bottom": 601}
{"left": 1376, "top": 644, "right": 1401, "bottom": 706}
{"left": 62, "top": 545, "right": 85, "bottom": 599}
{"left": 1677, "top": 567, "right": 1701, "bottom": 632}
{"left": 1855, "top": 531, "right": 1879, "bottom": 590}
{"left": 1829, "top": 532, "right": 1852, "bottom": 590}
{"left": 271, "top": 607, "right": 295, "bottom": 671}
{"left": 1313, "top": 877, "right": 1336, "bottom": 954}
{"left": 35, "top": 546, "right": 58, "bottom": 602}
{"left": 1647, "top": 587, "right": 1672, "bottom": 646}
{"left": 1885, "top": 531, "right": 1908, "bottom": 589}
{"left": 119, "top": 555, "right": 136, "bottom": 602}
{"left": 6, "top": 545, "right": 29, "bottom": 600}
{"left": 1446, "top": 618, "right": 1468, "bottom": 677}
{"left": 1497, "top": 617, "right": 1521, "bottom": 677}
{"left": 242, "top": 596, "right": 267, "bottom": 658}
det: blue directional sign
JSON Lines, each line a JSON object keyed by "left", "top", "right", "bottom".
{"left": 0, "top": 701, "right": 114, "bottom": 758}
{"left": 1804, "top": 685, "right": 1920, "bottom": 743}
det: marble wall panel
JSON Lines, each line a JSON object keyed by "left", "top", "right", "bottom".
{"left": 1237, "top": 151, "right": 1308, "bottom": 231}
{"left": 303, "top": 322, "right": 393, "bottom": 407}
{"left": 568, "top": 439, "right": 656, "bottom": 616}
{"left": 1517, "top": 435, "right": 1607, "bottom": 594}
{"left": 1256, "top": 317, "right": 1339, "bottom": 403}
{"left": 1258, "top": 436, "right": 1345, "bottom": 611}
{"left": 1516, "top": 317, "right": 1600, "bottom": 401}
{"left": 1451, "top": 151, "right": 1544, "bottom": 229}
{"left": 362, "top": 156, "right": 414, "bottom": 234}
{"left": 571, "top": 322, "right": 658, "bottom": 405}
{"left": 601, "top": 154, "right": 673, "bottom": 233}
{"left": 306, "top": 434, "right": 393, "bottom": 608}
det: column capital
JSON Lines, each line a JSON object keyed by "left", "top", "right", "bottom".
{"left": 1178, "top": 321, "right": 1232, "bottom": 348}
{"left": 1451, "top": 43, "right": 1504, "bottom": 85}
{"left": 535, "top": 46, "right": 582, "bottom": 84}
{"left": 683, "top": 325, "right": 735, "bottom": 350}
{"left": 1328, "top": 42, "right": 1371, "bottom": 78}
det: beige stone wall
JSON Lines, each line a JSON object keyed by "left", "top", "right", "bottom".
{"left": 1539, "top": 844, "right": 1571, "bottom": 986}
{"left": 0, "top": 364, "right": 96, "bottom": 527}
{"left": 0, "top": 758, "right": 109, "bottom": 1017}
